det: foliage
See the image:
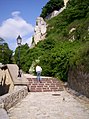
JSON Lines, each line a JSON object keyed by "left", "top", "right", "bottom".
{"left": 40, "top": 0, "right": 64, "bottom": 18}
{"left": 0, "top": 42, "right": 13, "bottom": 64}
{"left": 14, "top": 0, "right": 89, "bottom": 81}
{"left": 14, "top": 43, "right": 30, "bottom": 72}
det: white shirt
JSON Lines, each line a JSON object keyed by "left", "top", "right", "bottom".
{"left": 36, "top": 66, "right": 42, "bottom": 72}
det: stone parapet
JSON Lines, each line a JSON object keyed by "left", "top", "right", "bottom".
{"left": 6, "top": 64, "right": 29, "bottom": 85}
{"left": 0, "top": 86, "right": 28, "bottom": 110}
{"left": 0, "top": 64, "right": 29, "bottom": 95}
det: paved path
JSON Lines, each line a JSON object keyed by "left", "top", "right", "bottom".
{"left": 8, "top": 91, "right": 89, "bottom": 119}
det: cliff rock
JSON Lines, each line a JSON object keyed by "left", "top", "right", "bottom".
{"left": 34, "top": 17, "right": 47, "bottom": 44}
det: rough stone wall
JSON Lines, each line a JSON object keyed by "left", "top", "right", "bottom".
{"left": 0, "top": 86, "right": 28, "bottom": 110}
{"left": 68, "top": 68, "right": 89, "bottom": 98}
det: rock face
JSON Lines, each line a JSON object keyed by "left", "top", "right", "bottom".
{"left": 34, "top": 17, "right": 47, "bottom": 44}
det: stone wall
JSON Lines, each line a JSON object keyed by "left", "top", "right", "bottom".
{"left": 0, "top": 86, "right": 28, "bottom": 110}
{"left": 0, "top": 64, "right": 29, "bottom": 96}
{"left": 68, "top": 67, "right": 89, "bottom": 98}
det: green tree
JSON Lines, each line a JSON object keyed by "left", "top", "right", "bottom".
{"left": 0, "top": 38, "right": 13, "bottom": 64}
{"left": 14, "top": 43, "right": 29, "bottom": 72}
{"left": 40, "top": 0, "right": 64, "bottom": 18}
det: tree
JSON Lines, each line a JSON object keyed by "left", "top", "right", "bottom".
{"left": 0, "top": 38, "right": 13, "bottom": 64}
{"left": 14, "top": 43, "right": 29, "bottom": 72}
{"left": 40, "top": 0, "right": 64, "bottom": 18}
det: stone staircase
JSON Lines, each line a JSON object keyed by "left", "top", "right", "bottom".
{"left": 27, "top": 77, "right": 64, "bottom": 92}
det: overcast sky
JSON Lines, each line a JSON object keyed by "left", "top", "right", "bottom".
{"left": 0, "top": 0, "right": 48, "bottom": 51}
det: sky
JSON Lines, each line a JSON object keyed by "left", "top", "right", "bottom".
{"left": 0, "top": 0, "right": 48, "bottom": 51}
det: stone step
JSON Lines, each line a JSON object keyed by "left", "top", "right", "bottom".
{"left": 27, "top": 78, "right": 64, "bottom": 92}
